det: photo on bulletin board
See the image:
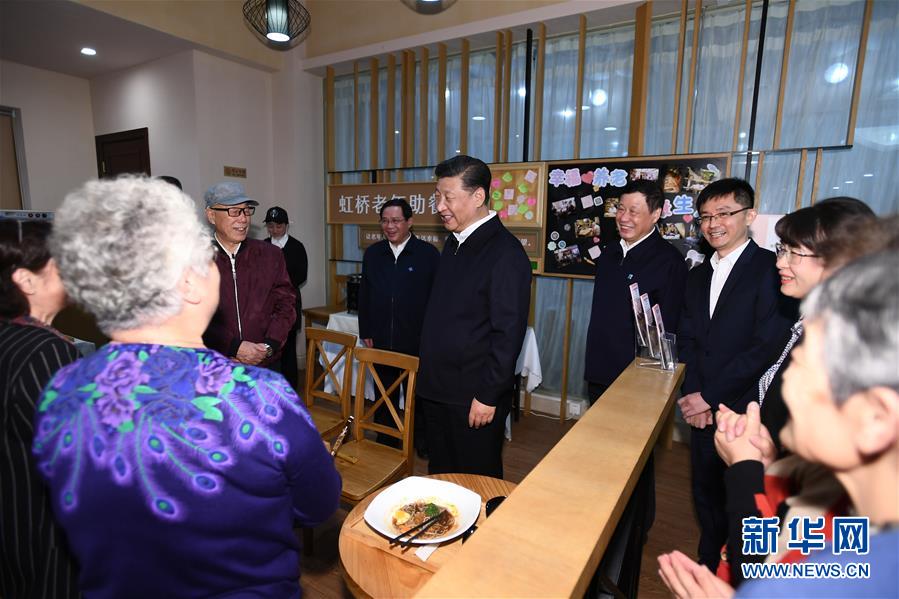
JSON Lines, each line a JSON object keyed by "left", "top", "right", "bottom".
{"left": 541, "top": 154, "right": 730, "bottom": 277}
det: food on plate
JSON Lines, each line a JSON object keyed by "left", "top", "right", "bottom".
{"left": 391, "top": 499, "right": 458, "bottom": 538}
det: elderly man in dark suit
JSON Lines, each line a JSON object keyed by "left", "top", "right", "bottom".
{"left": 677, "top": 178, "right": 796, "bottom": 570}
{"left": 417, "top": 155, "right": 532, "bottom": 478}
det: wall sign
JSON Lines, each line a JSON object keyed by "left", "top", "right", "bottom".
{"left": 223, "top": 166, "right": 246, "bottom": 178}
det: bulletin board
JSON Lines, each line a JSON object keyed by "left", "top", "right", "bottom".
{"left": 540, "top": 154, "right": 731, "bottom": 278}
{"left": 485, "top": 161, "right": 546, "bottom": 229}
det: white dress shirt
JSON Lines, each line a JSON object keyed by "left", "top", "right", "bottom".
{"left": 270, "top": 234, "right": 287, "bottom": 249}
{"left": 389, "top": 234, "right": 411, "bottom": 261}
{"left": 619, "top": 229, "right": 655, "bottom": 257}
{"left": 453, "top": 210, "right": 497, "bottom": 246}
{"left": 709, "top": 239, "right": 751, "bottom": 318}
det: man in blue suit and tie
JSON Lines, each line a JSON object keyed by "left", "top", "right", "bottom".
{"left": 677, "top": 178, "right": 795, "bottom": 571}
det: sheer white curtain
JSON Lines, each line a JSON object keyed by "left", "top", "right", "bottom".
{"left": 690, "top": 3, "right": 747, "bottom": 153}
{"left": 781, "top": 0, "right": 865, "bottom": 148}
{"left": 533, "top": 277, "right": 567, "bottom": 394}
{"left": 580, "top": 25, "right": 634, "bottom": 158}
{"left": 357, "top": 70, "right": 372, "bottom": 170}
{"left": 818, "top": 0, "right": 899, "bottom": 214}
{"left": 427, "top": 60, "right": 440, "bottom": 165}
{"left": 445, "top": 56, "right": 462, "bottom": 158}
{"left": 540, "top": 34, "right": 579, "bottom": 159}
{"left": 334, "top": 76, "right": 354, "bottom": 171}
{"left": 378, "top": 68, "right": 389, "bottom": 170}
{"left": 758, "top": 151, "right": 802, "bottom": 213}
{"left": 467, "top": 50, "right": 496, "bottom": 162}
{"left": 735, "top": 1, "right": 788, "bottom": 152}
{"left": 645, "top": 17, "right": 681, "bottom": 155}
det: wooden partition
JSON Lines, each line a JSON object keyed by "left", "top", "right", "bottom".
{"left": 417, "top": 361, "right": 685, "bottom": 597}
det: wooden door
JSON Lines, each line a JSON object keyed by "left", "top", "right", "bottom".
{"left": 95, "top": 127, "right": 151, "bottom": 178}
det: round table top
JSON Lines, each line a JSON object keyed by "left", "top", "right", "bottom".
{"left": 338, "top": 473, "right": 517, "bottom": 599}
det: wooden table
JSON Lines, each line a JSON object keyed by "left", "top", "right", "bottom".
{"left": 302, "top": 304, "right": 345, "bottom": 328}
{"left": 417, "top": 361, "right": 685, "bottom": 598}
{"left": 338, "top": 473, "right": 516, "bottom": 598}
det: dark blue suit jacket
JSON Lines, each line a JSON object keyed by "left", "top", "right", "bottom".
{"left": 417, "top": 216, "right": 532, "bottom": 407}
{"left": 678, "top": 239, "right": 797, "bottom": 412}
{"left": 358, "top": 235, "right": 440, "bottom": 356}
{"left": 584, "top": 230, "right": 687, "bottom": 387}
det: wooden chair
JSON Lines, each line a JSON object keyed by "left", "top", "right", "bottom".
{"left": 303, "top": 327, "right": 356, "bottom": 439}
{"left": 334, "top": 347, "right": 418, "bottom": 504}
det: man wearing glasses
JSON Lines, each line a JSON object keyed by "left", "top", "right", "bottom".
{"left": 676, "top": 178, "right": 795, "bottom": 571}
{"left": 202, "top": 181, "right": 296, "bottom": 369}
{"left": 358, "top": 198, "right": 439, "bottom": 454}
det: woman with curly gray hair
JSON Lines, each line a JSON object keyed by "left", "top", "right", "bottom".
{"left": 34, "top": 177, "right": 341, "bottom": 598}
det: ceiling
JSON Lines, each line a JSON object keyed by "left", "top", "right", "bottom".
{"left": 0, "top": 0, "right": 197, "bottom": 80}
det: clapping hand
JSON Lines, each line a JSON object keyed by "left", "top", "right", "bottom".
{"left": 658, "top": 551, "right": 734, "bottom": 599}
{"left": 714, "top": 402, "right": 777, "bottom": 468}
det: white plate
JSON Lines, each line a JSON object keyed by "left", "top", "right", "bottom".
{"left": 363, "top": 476, "right": 482, "bottom": 544}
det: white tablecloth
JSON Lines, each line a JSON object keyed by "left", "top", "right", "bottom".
{"left": 319, "top": 312, "right": 542, "bottom": 439}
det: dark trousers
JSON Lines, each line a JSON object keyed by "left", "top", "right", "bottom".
{"left": 279, "top": 327, "right": 299, "bottom": 389}
{"left": 690, "top": 425, "right": 728, "bottom": 570}
{"left": 586, "top": 452, "right": 656, "bottom": 599}
{"left": 587, "top": 381, "right": 610, "bottom": 406}
{"left": 422, "top": 395, "right": 510, "bottom": 478}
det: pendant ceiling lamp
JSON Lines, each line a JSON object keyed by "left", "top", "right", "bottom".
{"left": 400, "top": 0, "right": 457, "bottom": 15}
{"left": 243, "top": 0, "right": 310, "bottom": 46}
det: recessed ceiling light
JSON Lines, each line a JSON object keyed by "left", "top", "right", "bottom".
{"left": 739, "top": 131, "right": 747, "bottom": 139}
{"left": 863, "top": 173, "right": 874, "bottom": 177}
{"left": 560, "top": 109, "right": 574, "bottom": 118}
{"left": 845, "top": 180, "right": 854, "bottom": 184}
{"left": 445, "top": 89, "right": 450, "bottom": 99}
{"left": 604, "top": 126, "right": 617, "bottom": 132}
{"left": 591, "top": 89, "right": 607, "bottom": 107}
{"left": 833, "top": 186, "right": 840, "bottom": 190}
{"left": 394, "top": 130, "right": 399, "bottom": 134}
{"left": 81, "top": 47, "right": 97, "bottom": 56}
{"left": 518, "top": 87, "right": 527, "bottom": 98}
{"left": 581, "top": 105, "right": 590, "bottom": 111}
{"left": 472, "top": 115, "right": 486, "bottom": 121}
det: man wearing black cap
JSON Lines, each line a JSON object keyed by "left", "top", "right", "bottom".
{"left": 264, "top": 206, "right": 308, "bottom": 388}
{"left": 202, "top": 182, "right": 296, "bottom": 370}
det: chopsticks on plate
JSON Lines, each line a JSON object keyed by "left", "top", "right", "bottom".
{"left": 389, "top": 510, "right": 447, "bottom": 547}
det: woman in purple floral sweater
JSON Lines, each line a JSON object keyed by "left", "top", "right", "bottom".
{"left": 33, "top": 177, "right": 341, "bottom": 598}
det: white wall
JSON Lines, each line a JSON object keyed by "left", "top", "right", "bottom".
{"left": 272, "top": 49, "right": 327, "bottom": 322}
{"left": 90, "top": 51, "right": 202, "bottom": 202}
{"left": 192, "top": 50, "right": 274, "bottom": 231}
{"left": 0, "top": 60, "right": 95, "bottom": 211}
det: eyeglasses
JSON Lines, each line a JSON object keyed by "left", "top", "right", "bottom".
{"left": 210, "top": 206, "right": 255, "bottom": 217}
{"left": 697, "top": 207, "right": 751, "bottom": 226}
{"left": 775, "top": 243, "right": 820, "bottom": 264}
{"left": 379, "top": 217, "right": 407, "bottom": 226}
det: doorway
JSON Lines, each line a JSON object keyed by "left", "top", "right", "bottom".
{"left": 95, "top": 127, "right": 151, "bottom": 178}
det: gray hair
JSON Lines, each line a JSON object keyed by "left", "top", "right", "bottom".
{"left": 802, "top": 250, "right": 899, "bottom": 403}
{"left": 51, "top": 176, "right": 214, "bottom": 334}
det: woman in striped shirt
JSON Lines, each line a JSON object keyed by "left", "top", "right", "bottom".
{"left": 0, "top": 220, "right": 80, "bottom": 599}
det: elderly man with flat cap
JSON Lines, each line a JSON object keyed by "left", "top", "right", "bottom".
{"left": 264, "top": 206, "right": 308, "bottom": 387}
{"left": 202, "top": 182, "right": 296, "bottom": 369}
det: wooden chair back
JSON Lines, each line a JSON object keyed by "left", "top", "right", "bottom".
{"left": 303, "top": 327, "right": 356, "bottom": 416}
{"left": 352, "top": 347, "right": 419, "bottom": 463}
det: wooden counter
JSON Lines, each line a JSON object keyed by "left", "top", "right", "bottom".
{"left": 415, "top": 361, "right": 685, "bottom": 598}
